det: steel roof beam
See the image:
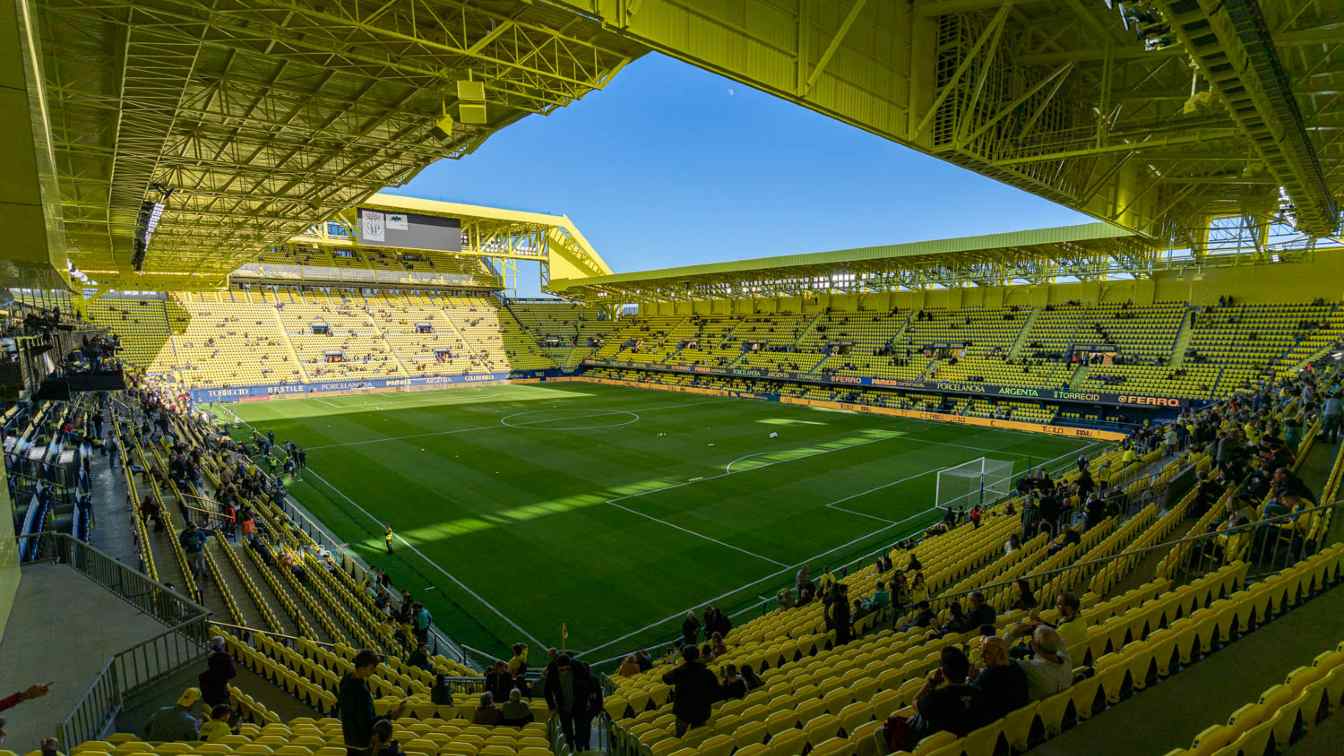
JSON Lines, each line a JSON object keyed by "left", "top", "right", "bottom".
{"left": 1155, "top": 0, "right": 1338, "bottom": 235}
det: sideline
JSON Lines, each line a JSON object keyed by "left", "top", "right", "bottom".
{"left": 304, "top": 468, "right": 549, "bottom": 650}
{"left": 575, "top": 439, "right": 1105, "bottom": 662}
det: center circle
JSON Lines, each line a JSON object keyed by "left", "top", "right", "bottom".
{"left": 499, "top": 409, "right": 640, "bottom": 431}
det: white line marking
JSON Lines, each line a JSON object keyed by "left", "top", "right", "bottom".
{"left": 500, "top": 409, "right": 641, "bottom": 431}
{"left": 307, "top": 398, "right": 723, "bottom": 450}
{"left": 605, "top": 500, "right": 787, "bottom": 567}
{"left": 307, "top": 424, "right": 498, "bottom": 450}
{"left": 576, "top": 439, "right": 1107, "bottom": 661}
{"left": 576, "top": 504, "right": 941, "bottom": 661}
{"left": 304, "top": 468, "right": 548, "bottom": 650}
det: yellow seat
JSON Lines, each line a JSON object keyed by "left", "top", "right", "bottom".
{"left": 912, "top": 731, "right": 957, "bottom": 755}
{"left": 153, "top": 746, "right": 192, "bottom": 755}
{"left": 476, "top": 747, "right": 514, "bottom": 756}
{"left": 73, "top": 743, "right": 114, "bottom": 754}
{"left": 763, "top": 729, "right": 804, "bottom": 756}
{"left": 961, "top": 722, "right": 1001, "bottom": 756}
{"left": 1000, "top": 703, "right": 1038, "bottom": 753}
{"left": 809, "top": 738, "right": 850, "bottom": 756}
{"left": 734, "top": 721, "right": 768, "bottom": 750}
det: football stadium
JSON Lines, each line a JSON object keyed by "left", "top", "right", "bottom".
{"left": 3, "top": 1, "right": 1344, "bottom": 756}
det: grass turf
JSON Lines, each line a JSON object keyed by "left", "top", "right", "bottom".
{"left": 210, "top": 381, "right": 1101, "bottom": 666}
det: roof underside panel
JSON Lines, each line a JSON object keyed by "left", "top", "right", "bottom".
{"left": 36, "top": 0, "right": 644, "bottom": 288}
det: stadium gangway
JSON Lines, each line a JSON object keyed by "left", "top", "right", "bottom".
{"left": 17, "top": 532, "right": 211, "bottom": 746}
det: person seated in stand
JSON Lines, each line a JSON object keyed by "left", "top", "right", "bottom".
{"left": 370, "top": 718, "right": 403, "bottom": 756}
{"left": 966, "top": 591, "right": 996, "bottom": 628}
{"left": 429, "top": 674, "right": 454, "bottom": 706}
{"left": 1008, "top": 626, "right": 1073, "bottom": 701}
{"left": 198, "top": 705, "right": 234, "bottom": 741}
{"left": 972, "top": 637, "right": 1029, "bottom": 722}
{"left": 899, "top": 600, "right": 936, "bottom": 631}
{"left": 879, "top": 647, "right": 984, "bottom": 752}
{"left": 500, "top": 688, "right": 534, "bottom": 726}
{"left": 472, "top": 692, "right": 502, "bottom": 725}
{"left": 720, "top": 664, "right": 748, "bottom": 700}
{"left": 406, "top": 642, "right": 432, "bottom": 672}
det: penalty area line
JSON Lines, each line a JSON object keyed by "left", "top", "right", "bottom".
{"left": 304, "top": 468, "right": 548, "bottom": 650}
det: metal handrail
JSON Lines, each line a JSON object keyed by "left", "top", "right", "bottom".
{"left": 17, "top": 533, "right": 212, "bottom": 746}
{"left": 17, "top": 532, "right": 209, "bottom": 625}
{"left": 58, "top": 615, "right": 210, "bottom": 747}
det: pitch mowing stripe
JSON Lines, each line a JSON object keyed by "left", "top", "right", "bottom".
{"left": 303, "top": 398, "right": 726, "bottom": 450}
{"left": 575, "top": 440, "right": 1101, "bottom": 661}
{"left": 304, "top": 467, "right": 549, "bottom": 650}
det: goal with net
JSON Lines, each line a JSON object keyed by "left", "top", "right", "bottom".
{"left": 935, "top": 457, "right": 1015, "bottom": 512}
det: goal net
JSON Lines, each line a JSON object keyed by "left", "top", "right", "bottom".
{"left": 935, "top": 457, "right": 1015, "bottom": 512}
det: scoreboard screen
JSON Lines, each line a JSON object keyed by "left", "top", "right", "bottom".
{"left": 355, "top": 208, "right": 462, "bottom": 251}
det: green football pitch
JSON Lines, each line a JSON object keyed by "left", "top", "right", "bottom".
{"left": 208, "top": 381, "right": 1103, "bottom": 667}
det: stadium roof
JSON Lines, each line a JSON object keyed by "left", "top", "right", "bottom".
{"left": 549, "top": 222, "right": 1166, "bottom": 300}
{"left": 9, "top": 0, "right": 1344, "bottom": 292}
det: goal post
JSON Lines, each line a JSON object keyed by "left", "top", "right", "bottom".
{"left": 935, "top": 457, "right": 1015, "bottom": 512}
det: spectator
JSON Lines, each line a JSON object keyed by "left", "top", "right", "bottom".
{"left": 143, "top": 688, "right": 202, "bottom": 742}
{"left": 383, "top": 525, "right": 394, "bottom": 554}
{"left": 406, "top": 643, "right": 432, "bottom": 672}
{"left": 720, "top": 664, "right": 748, "bottom": 700}
{"left": 635, "top": 649, "right": 653, "bottom": 672}
{"left": 39, "top": 738, "right": 61, "bottom": 756}
{"left": 412, "top": 603, "right": 432, "bottom": 644}
{"left": 429, "top": 675, "right": 453, "bottom": 706}
{"left": 500, "top": 689, "right": 534, "bottom": 726}
{"left": 370, "top": 719, "right": 402, "bottom": 756}
{"left": 198, "top": 705, "right": 234, "bottom": 741}
{"left": 661, "top": 645, "right": 721, "bottom": 736}
{"left": 681, "top": 611, "right": 701, "bottom": 647}
{"left": 507, "top": 643, "right": 529, "bottom": 696}
{"left": 472, "top": 693, "right": 502, "bottom": 725}
{"left": 198, "top": 636, "right": 237, "bottom": 708}
{"left": 1010, "top": 580, "right": 1038, "bottom": 613}
{"left": 1014, "top": 626, "right": 1073, "bottom": 700}
{"left": 0, "top": 682, "right": 50, "bottom": 713}
{"left": 618, "top": 655, "right": 641, "bottom": 678}
{"left": 893, "top": 647, "right": 984, "bottom": 750}
{"left": 543, "top": 654, "right": 601, "bottom": 751}
{"left": 967, "top": 591, "right": 996, "bottom": 628}
{"left": 973, "top": 638, "right": 1028, "bottom": 721}
{"left": 339, "top": 650, "right": 381, "bottom": 756}
{"left": 178, "top": 522, "right": 208, "bottom": 580}
{"left": 485, "top": 662, "right": 513, "bottom": 702}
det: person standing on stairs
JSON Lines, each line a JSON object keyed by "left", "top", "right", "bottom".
{"left": 384, "top": 524, "right": 394, "bottom": 554}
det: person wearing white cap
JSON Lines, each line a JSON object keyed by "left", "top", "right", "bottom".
{"left": 143, "top": 688, "right": 201, "bottom": 741}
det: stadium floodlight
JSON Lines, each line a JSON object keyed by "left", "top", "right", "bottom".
{"left": 935, "top": 457, "right": 1014, "bottom": 513}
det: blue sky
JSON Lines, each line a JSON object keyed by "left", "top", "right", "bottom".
{"left": 390, "top": 54, "right": 1092, "bottom": 296}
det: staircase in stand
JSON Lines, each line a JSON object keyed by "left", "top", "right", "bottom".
{"left": 1006, "top": 308, "right": 1041, "bottom": 360}
{"left": 271, "top": 309, "right": 310, "bottom": 381}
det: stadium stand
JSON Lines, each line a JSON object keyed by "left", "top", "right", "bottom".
{"left": 4, "top": 282, "right": 1340, "bottom": 756}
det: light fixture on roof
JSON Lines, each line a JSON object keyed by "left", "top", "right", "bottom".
{"left": 132, "top": 184, "right": 174, "bottom": 271}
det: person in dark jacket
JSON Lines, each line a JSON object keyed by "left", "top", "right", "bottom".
{"left": 681, "top": 611, "right": 701, "bottom": 647}
{"left": 340, "top": 650, "right": 393, "bottom": 756}
{"left": 429, "top": 674, "right": 453, "bottom": 706}
{"left": 661, "top": 645, "right": 721, "bottom": 736}
{"left": 543, "top": 654, "right": 602, "bottom": 751}
{"left": 199, "top": 636, "right": 237, "bottom": 707}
